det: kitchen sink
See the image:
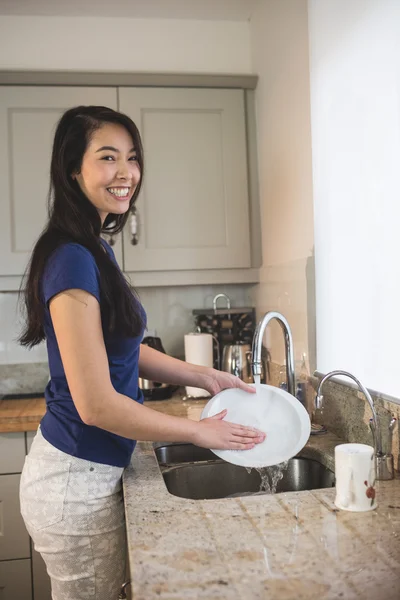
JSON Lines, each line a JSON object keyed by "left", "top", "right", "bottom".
{"left": 155, "top": 443, "right": 216, "bottom": 464}
{"left": 154, "top": 443, "right": 335, "bottom": 500}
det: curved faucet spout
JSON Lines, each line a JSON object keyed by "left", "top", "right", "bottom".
{"left": 251, "top": 311, "right": 296, "bottom": 396}
{"left": 316, "top": 370, "right": 383, "bottom": 457}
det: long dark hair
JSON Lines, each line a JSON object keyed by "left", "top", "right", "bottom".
{"left": 19, "top": 105, "right": 144, "bottom": 348}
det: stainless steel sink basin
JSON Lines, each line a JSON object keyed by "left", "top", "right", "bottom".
{"left": 154, "top": 443, "right": 335, "bottom": 500}
{"left": 155, "top": 443, "right": 215, "bottom": 464}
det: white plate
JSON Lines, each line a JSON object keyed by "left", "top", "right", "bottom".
{"left": 200, "top": 384, "right": 311, "bottom": 468}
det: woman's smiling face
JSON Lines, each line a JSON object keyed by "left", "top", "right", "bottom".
{"left": 73, "top": 122, "right": 141, "bottom": 224}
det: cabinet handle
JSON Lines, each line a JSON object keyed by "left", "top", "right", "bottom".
{"left": 101, "top": 220, "right": 118, "bottom": 247}
{"left": 101, "top": 232, "right": 117, "bottom": 247}
{"left": 118, "top": 579, "right": 131, "bottom": 599}
{"left": 130, "top": 206, "right": 139, "bottom": 246}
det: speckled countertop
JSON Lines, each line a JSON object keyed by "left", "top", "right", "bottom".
{"left": 2, "top": 392, "right": 400, "bottom": 598}
{"left": 124, "top": 394, "right": 400, "bottom": 600}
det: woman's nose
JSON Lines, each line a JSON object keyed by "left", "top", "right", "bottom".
{"left": 117, "top": 165, "right": 130, "bottom": 179}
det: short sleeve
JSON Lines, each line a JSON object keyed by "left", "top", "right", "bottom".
{"left": 42, "top": 243, "right": 101, "bottom": 306}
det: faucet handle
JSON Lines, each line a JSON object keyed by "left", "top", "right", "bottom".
{"left": 315, "top": 392, "right": 324, "bottom": 410}
{"left": 369, "top": 416, "right": 397, "bottom": 448}
{"left": 369, "top": 417, "right": 396, "bottom": 480}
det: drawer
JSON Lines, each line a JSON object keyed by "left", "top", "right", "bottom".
{"left": 0, "top": 474, "right": 30, "bottom": 560}
{"left": 0, "top": 558, "right": 32, "bottom": 600}
{"left": 0, "top": 432, "right": 25, "bottom": 474}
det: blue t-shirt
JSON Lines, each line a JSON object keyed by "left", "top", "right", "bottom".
{"left": 40, "top": 239, "right": 146, "bottom": 467}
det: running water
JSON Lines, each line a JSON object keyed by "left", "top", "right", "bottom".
{"left": 227, "top": 462, "right": 289, "bottom": 498}
{"left": 244, "top": 463, "right": 289, "bottom": 493}
{"left": 256, "top": 462, "right": 289, "bottom": 494}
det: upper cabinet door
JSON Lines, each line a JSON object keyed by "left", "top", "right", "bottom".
{"left": 119, "top": 88, "right": 251, "bottom": 272}
{"left": 0, "top": 87, "right": 121, "bottom": 276}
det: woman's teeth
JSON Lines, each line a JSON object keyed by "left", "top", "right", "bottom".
{"left": 107, "top": 187, "right": 130, "bottom": 198}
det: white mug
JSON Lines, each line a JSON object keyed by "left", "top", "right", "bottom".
{"left": 334, "top": 443, "right": 377, "bottom": 512}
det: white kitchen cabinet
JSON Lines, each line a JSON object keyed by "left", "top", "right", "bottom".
{"left": 0, "top": 558, "right": 32, "bottom": 599}
{"left": 0, "top": 86, "right": 121, "bottom": 277}
{"left": 0, "top": 83, "right": 259, "bottom": 289}
{"left": 118, "top": 87, "right": 251, "bottom": 273}
{"left": 0, "top": 432, "right": 51, "bottom": 599}
{"left": 0, "top": 474, "right": 31, "bottom": 561}
{"left": 25, "top": 432, "right": 53, "bottom": 599}
{"left": 0, "top": 432, "right": 25, "bottom": 474}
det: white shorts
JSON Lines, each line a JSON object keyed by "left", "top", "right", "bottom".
{"left": 20, "top": 427, "right": 127, "bottom": 600}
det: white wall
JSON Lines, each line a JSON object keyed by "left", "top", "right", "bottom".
{"left": 309, "top": 0, "right": 400, "bottom": 397}
{"left": 250, "top": 0, "right": 315, "bottom": 369}
{"left": 0, "top": 14, "right": 254, "bottom": 365}
{"left": 0, "top": 15, "right": 251, "bottom": 73}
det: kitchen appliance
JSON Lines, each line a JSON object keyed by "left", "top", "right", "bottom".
{"left": 138, "top": 336, "right": 178, "bottom": 400}
{"left": 221, "top": 342, "right": 267, "bottom": 384}
{"left": 192, "top": 294, "right": 256, "bottom": 371}
{"left": 221, "top": 342, "right": 252, "bottom": 382}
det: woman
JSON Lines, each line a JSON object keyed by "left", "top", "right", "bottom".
{"left": 18, "top": 105, "right": 265, "bottom": 600}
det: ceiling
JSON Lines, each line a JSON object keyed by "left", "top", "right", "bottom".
{"left": 0, "top": 0, "right": 260, "bottom": 21}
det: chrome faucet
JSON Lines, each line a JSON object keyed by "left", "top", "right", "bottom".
{"left": 316, "top": 370, "right": 394, "bottom": 480}
{"left": 251, "top": 311, "right": 296, "bottom": 396}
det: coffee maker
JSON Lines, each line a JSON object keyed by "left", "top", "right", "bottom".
{"left": 192, "top": 294, "right": 256, "bottom": 371}
{"left": 138, "top": 336, "right": 178, "bottom": 400}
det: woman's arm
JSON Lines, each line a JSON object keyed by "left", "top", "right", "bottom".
{"left": 139, "top": 343, "right": 207, "bottom": 387}
{"left": 49, "top": 289, "right": 264, "bottom": 450}
{"left": 139, "top": 343, "right": 256, "bottom": 397}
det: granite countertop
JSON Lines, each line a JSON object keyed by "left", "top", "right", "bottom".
{"left": 3, "top": 392, "right": 400, "bottom": 598}
{"left": 124, "top": 393, "right": 400, "bottom": 600}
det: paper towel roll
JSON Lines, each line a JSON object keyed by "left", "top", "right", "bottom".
{"left": 184, "top": 333, "right": 213, "bottom": 398}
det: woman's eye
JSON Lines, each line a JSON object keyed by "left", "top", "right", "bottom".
{"left": 102, "top": 156, "right": 115, "bottom": 161}
{"left": 129, "top": 156, "right": 137, "bottom": 162}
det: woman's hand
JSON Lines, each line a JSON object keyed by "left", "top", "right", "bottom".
{"left": 200, "top": 368, "right": 257, "bottom": 397}
{"left": 192, "top": 409, "right": 265, "bottom": 450}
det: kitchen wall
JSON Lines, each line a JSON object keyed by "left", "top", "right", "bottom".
{"left": 0, "top": 6, "right": 319, "bottom": 373}
{"left": 249, "top": 0, "right": 315, "bottom": 371}
{"left": 0, "top": 15, "right": 251, "bottom": 73}
{"left": 0, "top": 13, "right": 255, "bottom": 366}
{"left": 0, "top": 285, "right": 256, "bottom": 365}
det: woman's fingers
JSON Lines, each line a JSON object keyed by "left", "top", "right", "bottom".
{"left": 227, "top": 423, "right": 266, "bottom": 439}
{"left": 231, "top": 442, "right": 256, "bottom": 450}
{"left": 209, "top": 409, "right": 228, "bottom": 420}
{"left": 232, "top": 434, "right": 264, "bottom": 444}
{"left": 235, "top": 379, "right": 257, "bottom": 394}
{"left": 233, "top": 428, "right": 264, "bottom": 439}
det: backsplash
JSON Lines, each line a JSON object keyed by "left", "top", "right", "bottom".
{"left": 308, "top": 375, "right": 400, "bottom": 472}
{"left": 0, "top": 362, "right": 49, "bottom": 396}
{"left": 0, "top": 284, "right": 257, "bottom": 365}
{"left": 267, "top": 361, "right": 400, "bottom": 471}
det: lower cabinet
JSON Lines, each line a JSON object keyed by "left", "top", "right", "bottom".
{"left": 0, "top": 558, "right": 32, "bottom": 599}
{"left": 0, "top": 431, "right": 52, "bottom": 600}
{"left": 0, "top": 474, "right": 30, "bottom": 561}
